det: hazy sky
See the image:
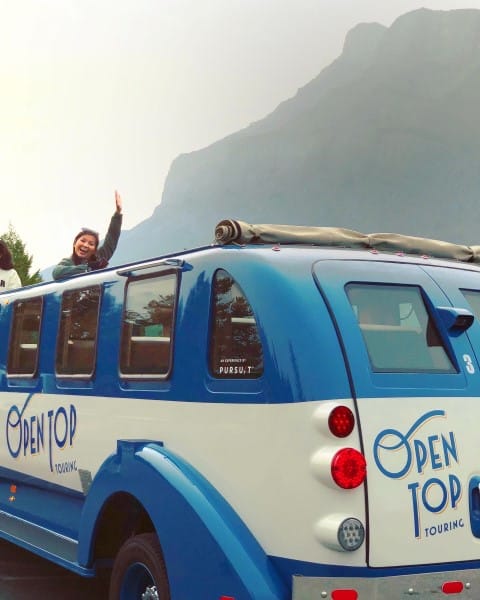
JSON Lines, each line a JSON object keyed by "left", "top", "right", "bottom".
{"left": 2, "top": 0, "right": 480, "bottom": 272}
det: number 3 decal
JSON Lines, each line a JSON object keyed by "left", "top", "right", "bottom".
{"left": 463, "top": 354, "right": 475, "bottom": 374}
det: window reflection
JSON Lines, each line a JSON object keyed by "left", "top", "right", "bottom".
{"left": 120, "top": 274, "right": 176, "bottom": 377}
{"left": 210, "top": 269, "right": 263, "bottom": 379}
{"left": 8, "top": 297, "right": 43, "bottom": 376}
{"left": 56, "top": 286, "right": 101, "bottom": 377}
{"left": 346, "top": 283, "right": 454, "bottom": 373}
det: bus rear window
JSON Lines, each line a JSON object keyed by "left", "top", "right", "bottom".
{"left": 461, "top": 289, "right": 480, "bottom": 320}
{"left": 346, "top": 283, "right": 455, "bottom": 373}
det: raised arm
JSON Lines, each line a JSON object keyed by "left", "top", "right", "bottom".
{"left": 96, "top": 190, "right": 124, "bottom": 262}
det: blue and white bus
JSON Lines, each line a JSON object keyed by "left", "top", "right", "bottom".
{"left": 1, "top": 219, "right": 480, "bottom": 599}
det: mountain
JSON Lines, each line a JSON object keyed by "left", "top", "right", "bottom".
{"left": 113, "top": 8, "right": 480, "bottom": 266}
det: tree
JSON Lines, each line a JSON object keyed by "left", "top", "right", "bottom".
{"left": 1, "top": 224, "right": 42, "bottom": 286}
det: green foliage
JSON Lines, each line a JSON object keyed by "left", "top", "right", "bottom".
{"left": 1, "top": 224, "right": 42, "bottom": 286}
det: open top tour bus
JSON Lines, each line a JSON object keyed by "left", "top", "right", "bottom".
{"left": 1, "top": 219, "right": 480, "bottom": 599}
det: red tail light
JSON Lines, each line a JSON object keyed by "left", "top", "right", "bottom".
{"left": 328, "top": 405, "right": 355, "bottom": 437}
{"left": 331, "top": 448, "right": 366, "bottom": 489}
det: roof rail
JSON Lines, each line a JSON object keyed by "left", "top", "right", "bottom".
{"left": 117, "top": 258, "right": 185, "bottom": 277}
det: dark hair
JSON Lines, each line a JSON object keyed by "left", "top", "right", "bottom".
{"left": 74, "top": 227, "right": 100, "bottom": 246}
{"left": 0, "top": 240, "right": 14, "bottom": 270}
{"left": 72, "top": 228, "right": 100, "bottom": 265}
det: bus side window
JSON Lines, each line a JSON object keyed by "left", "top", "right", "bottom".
{"left": 8, "top": 297, "right": 43, "bottom": 377}
{"left": 120, "top": 273, "right": 176, "bottom": 378}
{"left": 209, "top": 269, "right": 264, "bottom": 379}
{"left": 55, "top": 286, "right": 101, "bottom": 377}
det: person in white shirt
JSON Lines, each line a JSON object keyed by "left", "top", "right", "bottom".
{"left": 0, "top": 240, "right": 21, "bottom": 290}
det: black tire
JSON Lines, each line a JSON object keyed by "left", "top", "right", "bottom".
{"left": 109, "top": 533, "right": 170, "bottom": 600}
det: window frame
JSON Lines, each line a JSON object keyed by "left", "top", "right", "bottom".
{"left": 55, "top": 285, "right": 102, "bottom": 379}
{"left": 7, "top": 296, "right": 43, "bottom": 378}
{"left": 119, "top": 271, "right": 178, "bottom": 380}
{"left": 346, "top": 282, "right": 456, "bottom": 374}
{"left": 209, "top": 268, "right": 264, "bottom": 380}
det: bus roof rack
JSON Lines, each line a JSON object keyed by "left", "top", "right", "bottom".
{"left": 214, "top": 218, "right": 480, "bottom": 264}
{"left": 117, "top": 258, "right": 185, "bottom": 277}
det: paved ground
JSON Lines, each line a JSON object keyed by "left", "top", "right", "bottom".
{"left": 0, "top": 539, "right": 110, "bottom": 599}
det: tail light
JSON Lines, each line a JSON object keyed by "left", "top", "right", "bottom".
{"left": 328, "top": 405, "right": 355, "bottom": 438}
{"left": 312, "top": 402, "right": 355, "bottom": 438}
{"left": 310, "top": 402, "right": 366, "bottom": 556}
{"left": 310, "top": 446, "right": 366, "bottom": 489}
{"left": 331, "top": 448, "right": 366, "bottom": 489}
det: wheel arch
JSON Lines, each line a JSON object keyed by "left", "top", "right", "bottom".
{"left": 79, "top": 439, "right": 288, "bottom": 600}
{"left": 89, "top": 490, "right": 155, "bottom": 564}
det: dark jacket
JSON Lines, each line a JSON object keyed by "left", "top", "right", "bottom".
{"left": 52, "top": 212, "right": 122, "bottom": 281}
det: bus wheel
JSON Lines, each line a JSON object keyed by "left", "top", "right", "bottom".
{"left": 109, "top": 533, "right": 170, "bottom": 600}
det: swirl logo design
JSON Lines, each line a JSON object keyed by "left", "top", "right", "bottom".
{"left": 373, "top": 410, "right": 462, "bottom": 539}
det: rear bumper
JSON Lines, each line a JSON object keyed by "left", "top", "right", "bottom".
{"left": 293, "top": 568, "right": 480, "bottom": 599}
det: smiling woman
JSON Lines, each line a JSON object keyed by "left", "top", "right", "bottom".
{"left": 52, "top": 191, "right": 123, "bottom": 281}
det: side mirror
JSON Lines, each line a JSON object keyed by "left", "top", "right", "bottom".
{"left": 436, "top": 306, "right": 474, "bottom": 332}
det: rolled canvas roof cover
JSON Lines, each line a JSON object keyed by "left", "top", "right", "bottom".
{"left": 214, "top": 218, "right": 480, "bottom": 263}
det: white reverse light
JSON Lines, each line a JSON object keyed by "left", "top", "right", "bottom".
{"left": 338, "top": 517, "right": 365, "bottom": 551}
{"left": 315, "top": 514, "right": 365, "bottom": 552}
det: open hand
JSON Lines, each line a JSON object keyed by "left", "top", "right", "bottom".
{"left": 115, "top": 190, "right": 123, "bottom": 214}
